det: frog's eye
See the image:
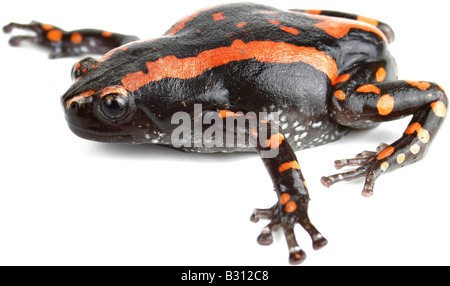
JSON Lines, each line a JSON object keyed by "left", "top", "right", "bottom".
{"left": 71, "top": 57, "right": 99, "bottom": 81}
{"left": 100, "top": 93, "right": 129, "bottom": 119}
{"left": 99, "top": 86, "right": 130, "bottom": 119}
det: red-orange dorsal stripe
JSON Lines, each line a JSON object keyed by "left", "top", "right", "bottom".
{"left": 121, "top": 39, "right": 338, "bottom": 92}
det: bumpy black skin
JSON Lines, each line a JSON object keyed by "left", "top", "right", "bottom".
{"left": 4, "top": 3, "right": 447, "bottom": 264}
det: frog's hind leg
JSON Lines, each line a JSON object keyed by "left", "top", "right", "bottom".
{"left": 3, "top": 21, "right": 139, "bottom": 58}
{"left": 326, "top": 76, "right": 447, "bottom": 197}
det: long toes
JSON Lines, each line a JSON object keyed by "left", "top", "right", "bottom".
{"left": 250, "top": 208, "right": 274, "bottom": 223}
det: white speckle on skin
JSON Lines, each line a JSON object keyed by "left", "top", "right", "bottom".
{"left": 295, "top": 125, "right": 306, "bottom": 132}
{"left": 280, "top": 116, "right": 287, "bottom": 122}
{"left": 300, "top": 132, "right": 308, "bottom": 139}
{"left": 284, "top": 133, "right": 290, "bottom": 138}
{"left": 145, "top": 134, "right": 150, "bottom": 139}
{"left": 281, "top": 123, "right": 288, "bottom": 130}
{"left": 292, "top": 121, "right": 299, "bottom": 128}
{"left": 312, "top": 122, "right": 323, "bottom": 128}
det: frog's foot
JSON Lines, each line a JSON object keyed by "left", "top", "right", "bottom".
{"left": 3, "top": 21, "right": 66, "bottom": 58}
{"left": 320, "top": 143, "right": 391, "bottom": 197}
{"left": 250, "top": 204, "right": 327, "bottom": 265}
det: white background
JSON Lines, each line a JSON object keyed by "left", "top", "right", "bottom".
{"left": 1, "top": 0, "right": 449, "bottom": 266}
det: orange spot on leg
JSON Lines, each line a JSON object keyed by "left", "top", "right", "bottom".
{"left": 41, "top": 23, "right": 53, "bottom": 31}
{"left": 376, "top": 67, "right": 386, "bottom": 82}
{"left": 332, "top": 73, "right": 350, "bottom": 85}
{"left": 377, "top": 146, "right": 395, "bottom": 160}
{"left": 285, "top": 201, "right": 298, "bottom": 213}
{"left": 377, "top": 94, "right": 395, "bottom": 116}
{"left": 102, "top": 30, "right": 113, "bottom": 37}
{"left": 70, "top": 32, "right": 83, "bottom": 44}
{"left": 405, "top": 81, "right": 431, "bottom": 91}
{"left": 280, "top": 193, "right": 291, "bottom": 205}
{"left": 47, "top": 29, "right": 63, "bottom": 42}
{"left": 236, "top": 22, "right": 247, "bottom": 28}
{"left": 405, "top": 122, "right": 422, "bottom": 135}
{"left": 356, "top": 84, "right": 381, "bottom": 94}
{"left": 278, "top": 161, "right": 300, "bottom": 173}
{"left": 333, "top": 90, "right": 346, "bottom": 100}
{"left": 265, "top": 133, "right": 285, "bottom": 149}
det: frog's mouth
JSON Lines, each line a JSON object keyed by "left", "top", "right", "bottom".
{"left": 67, "top": 123, "right": 135, "bottom": 143}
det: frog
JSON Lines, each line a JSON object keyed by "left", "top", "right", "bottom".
{"left": 4, "top": 3, "right": 447, "bottom": 264}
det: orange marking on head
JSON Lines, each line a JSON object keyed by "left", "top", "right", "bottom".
{"left": 121, "top": 39, "right": 339, "bottom": 92}
{"left": 66, "top": 90, "right": 95, "bottom": 108}
{"left": 332, "top": 73, "right": 350, "bottom": 85}
{"left": 41, "top": 23, "right": 53, "bottom": 31}
{"left": 47, "top": 29, "right": 63, "bottom": 42}
{"left": 212, "top": 12, "right": 226, "bottom": 21}
{"left": 236, "top": 22, "right": 247, "bottom": 28}
{"left": 259, "top": 10, "right": 278, "bottom": 14}
{"left": 102, "top": 30, "right": 113, "bottom": 37}
{"left": 377, "top": 146, "right": 395, "bottom": 160}
{"left": 308, "top": 14, "right": 386, "bottom": 41}
{"left": 99, "top": 85, "right": 128, "bottom": 98}
{"left": 268, "top": 20, "right": 281, "bottom": 25}
{"left": 356, "top": 84, "right": 381, "bottom": 94}
{"left": 70, "top": 32, "right": 83, "bottom": 44}
{"left": 405, "top": 80, "right": 431, "bottom": 91}
{"left": 356, "top": 15, "right": 379, "bottom": 27}
{"left": 266, "top": 133, "right": 285, "bottom": 149}
{"left": 218, "top": 110, "right": 243, "bottom": 118}
{"left": 285, "top": 201, "right": 298, "bottom": 213}
{"left": 431, "top": 101, "right": 447, "bottom": 118}
{"left": 280, "top": 193, "right": 291, "bottom": 205}
{"left": 377, "top": 94, "right": 395, "bottom": 116}
{"left": 376, "top": 67, "right": 386, "bottom": 82}
{"left": 333, "top": 90, "right": 346, "bottom": 100}
{"left": 280, "top": 26, "right": 300, "bottom": 35}
{"left": 278, "top": 161, "right": 300, "bottom": 173}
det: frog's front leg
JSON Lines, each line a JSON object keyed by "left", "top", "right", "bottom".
{"left": 325, "top": 63, "right": 447, "bottom": 196}
{"left": 249, "top": 123, "right": 327, "bottom": 264}
{"left": 3, "top": 21, "right": 139, "bottom": 58}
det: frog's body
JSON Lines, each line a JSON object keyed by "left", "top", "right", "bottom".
{"left": 4, "top": 3, "right": 447, "bottom": 264}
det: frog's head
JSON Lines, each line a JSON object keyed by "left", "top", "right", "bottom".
{"left": 61, "top": 56, "right": 151, "bottom": 143}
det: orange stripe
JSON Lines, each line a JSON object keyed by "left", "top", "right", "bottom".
{"left": 405, "top": 122, "right": 422, "bottom": 135}
{"left": 278, "top": 161, "right": 300, "bottom": 173}
{"left": 309, "top": 14, "right": 386, "bottom": 41}
{"left": 122, "top": 39, "right": 338, "bottom": 92}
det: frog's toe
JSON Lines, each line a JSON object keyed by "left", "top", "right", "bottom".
{"left": 321, "top": 143, "right": 392, "bottom": 197}
{"left": 251, "top": 204, "right": 326, "bottom": 265}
